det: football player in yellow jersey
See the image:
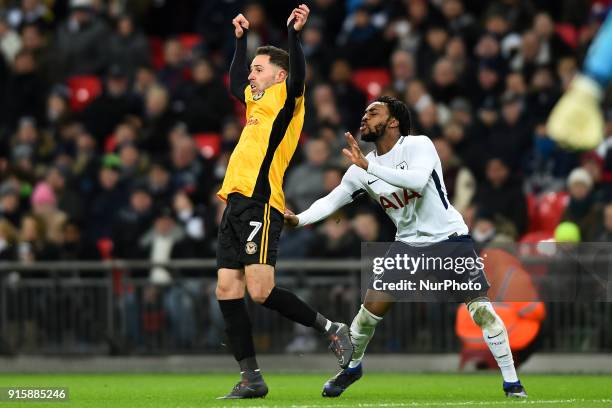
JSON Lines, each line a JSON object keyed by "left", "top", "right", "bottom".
{"left": 215, "top": 5, "right": 352, "bottom": 399}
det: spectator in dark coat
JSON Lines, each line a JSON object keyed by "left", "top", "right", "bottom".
{"left": 175, "top": 58, "right": 233, "bottom": 134}
{"left": 328, "top": 59, "right": 367, "bottom": 133}
{"left": 58, "top": 219, "right": 100, "bottom": 260}
{"left": 307, "top": 211, "right": 361, "bottom": 259}
{"left": 87, "top": 157, "right": 127, "bottom": 241}
{"left": 46, "top": 165, "right": 83, "bottom": 222}
{"left": 146, "top": 161, "right": 174, "bottom": 208}
{"left": 0, "top": 183, "right": 22, "bottom": 229}
{"left": 82, "top": 64, "right": 142, "bottom": 142}
{"left": 157, "top": 38, "right": 187, "bottom": 94}
{"left": 141, "top": 85, "right": 178, "bottom": 156}
{"left": 428, "top": 57, "right": 465, "bottom": 105}
{"left": 1, "top": 50, "right": 46, "bottom": 132}
{"left": 107, "top": 14, "right": 150, "bottom": 79}
{"left": 487, "top": 92, "right": 532, "bottom": 170}
{"left": 53, "top": 1, "right": 109, "bottom": 78}
{"left": 111, "top": 184, "right": 154, "bottom": 259}
{"left": 474, "top": 157, "right": 528, "bottom": 238}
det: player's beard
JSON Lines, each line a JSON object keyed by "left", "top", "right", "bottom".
{"left": 361, "top": 120, "right": 389, "bottom": 143}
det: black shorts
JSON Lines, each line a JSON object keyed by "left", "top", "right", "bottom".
{"left": 217, "top": 193, "right": 284, "bottom": 269}
{"left": 369, "top": 235, "right": 490, "bottom": 303}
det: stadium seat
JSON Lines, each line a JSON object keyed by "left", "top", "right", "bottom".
{"left": 149, "top": 36, "right": 165, "bottom": 70}
{"left": 97, "top": 238, "right": 114, "bottom": 260}
{"left": 526, "top": 193, "right": 538, "bottom": 232}
{"left": 66, "top": 75, "right": 102, "bottom": 112}
{"left": 104, "top": 133, "right": 117, "bottom": 153}
{"left": 536, "top": 191, "right": 569, "bottom": 233}
{"left": 555, "top": 23, "right": 578, "bottom": 49}
{"left": 178, "top": 33, "right": 203, "bottom": 51}
{"left": 352, "top": 68, "right": 391, "bottom": 101}
{"left": 194, "top": 133, "right": 221, "bottom": 159}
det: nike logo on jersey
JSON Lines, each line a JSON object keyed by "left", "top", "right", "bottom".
{"left": 367, "top": 179, "right": 379, "bottom": 185}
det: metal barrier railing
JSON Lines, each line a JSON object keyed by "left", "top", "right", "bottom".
{"left": 0, "top": 259, "right": 610, "bottom": 355}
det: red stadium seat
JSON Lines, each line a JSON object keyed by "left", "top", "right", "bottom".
{"left": 66, "top": 75, "right": 102, "bottom": 112}
{"left": 194, "top": 132, "right": 221, "bottom": 159}
{"left": 526, "top": 193, "right": 538, "bottom": 232}
{"left": 105, "top": 133, "right": 117, "bottom": 153}
{"left": 555, "top": 23, "right": 577, "bottom": 49}
{"left": 97, "top": 238, "right": 114, "bottom": 260}
{"left": 149, "top": 36, "right": 165, "bottom": 70}
{"left": 352, "top": 68, "right": 391, "bottom": 101}
{"left": 178, "top": 33, "right": 203, "bottom": 51}
{"left": 536, "top": 191, "right": 569, "bottom": 233}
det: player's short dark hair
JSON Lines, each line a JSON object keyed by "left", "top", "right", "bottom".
{"left": 256, "top": 46, "right": 289, "bottom": 72}
{"left": 376, "top": 95, "right": 413, "bottom": 135}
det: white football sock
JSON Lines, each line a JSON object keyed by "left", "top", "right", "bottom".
{"left": 348, "top": 304, "right": 382, "bottom": 368}
{"left": 468, "top": 300, "right": 519, "bottom": 383}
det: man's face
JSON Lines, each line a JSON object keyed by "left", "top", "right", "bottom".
{"left": 360, "top": 102, "right": 394, "bottom": 143}
{"left": 248, "top": 54, "right": 285, "bottom": 95}
{"left": 486, "top": 159, "right": 509, "bottom": 187}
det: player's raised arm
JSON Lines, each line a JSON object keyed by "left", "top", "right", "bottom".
{"left": 285, "top": 4, "right": 308, "bottom": 99}
{"left": 229, "top": 13, "right": 250, "bottom": 104}
{"left": 343, "top": 132, "right": 436, "bottom": 193}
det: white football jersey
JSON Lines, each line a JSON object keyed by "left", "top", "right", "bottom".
{"left": 339, "top": 135, "right": 468, "bottom": 244}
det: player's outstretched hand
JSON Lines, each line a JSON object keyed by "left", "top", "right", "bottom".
{"left": 283, "top": 208, "right": 299, "bottom": 227}
{"left": 342, "top": 132, "right": 369, "bottom": 170}
{"left": 232, "top": 13, "right": 249, "bottom": 38}
{"left": 287, "top": 4, "right": 309, "bottom": 31}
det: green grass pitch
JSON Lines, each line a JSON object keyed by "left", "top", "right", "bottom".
{"left": 0, "top": 373, "right": 610, "bottom": 407}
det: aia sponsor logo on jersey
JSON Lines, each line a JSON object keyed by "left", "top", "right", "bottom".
{"left": 379, "top": 188, "right": 422, "bottom": 210}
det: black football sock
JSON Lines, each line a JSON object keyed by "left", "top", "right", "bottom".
{"left": 261, "top": 286, "right": 331, "bottom": 333}
{"left": 218, "top": 298, "right": 259, "bottom": 372}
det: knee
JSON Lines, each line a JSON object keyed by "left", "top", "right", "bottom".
{"left": 248, "top": 284, "right": 273, "bottom": 304}
{"left": 469, "top": 301, "right": 499, "bottom": 330}
{"left": 215, "top": 281, "right": 244, "bottom": 300}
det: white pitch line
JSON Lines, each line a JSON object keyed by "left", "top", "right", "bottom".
{"left": 209, "top": 399, "right": 612, "bottom": 408}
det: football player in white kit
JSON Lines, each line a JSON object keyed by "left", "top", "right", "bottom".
{"left": 284, "top": 96, "right": 527, "bottom": 399}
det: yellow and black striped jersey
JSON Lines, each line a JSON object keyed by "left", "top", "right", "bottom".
{"left": 218, "top": 25, "right": 306, "bottom": 213}
{"left": 218, "top": 81, "right": 305, "bottom": 212}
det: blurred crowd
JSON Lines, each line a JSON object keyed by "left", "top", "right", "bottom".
{"left": 1, "top": 0, "right": 612, "bottom": 271}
